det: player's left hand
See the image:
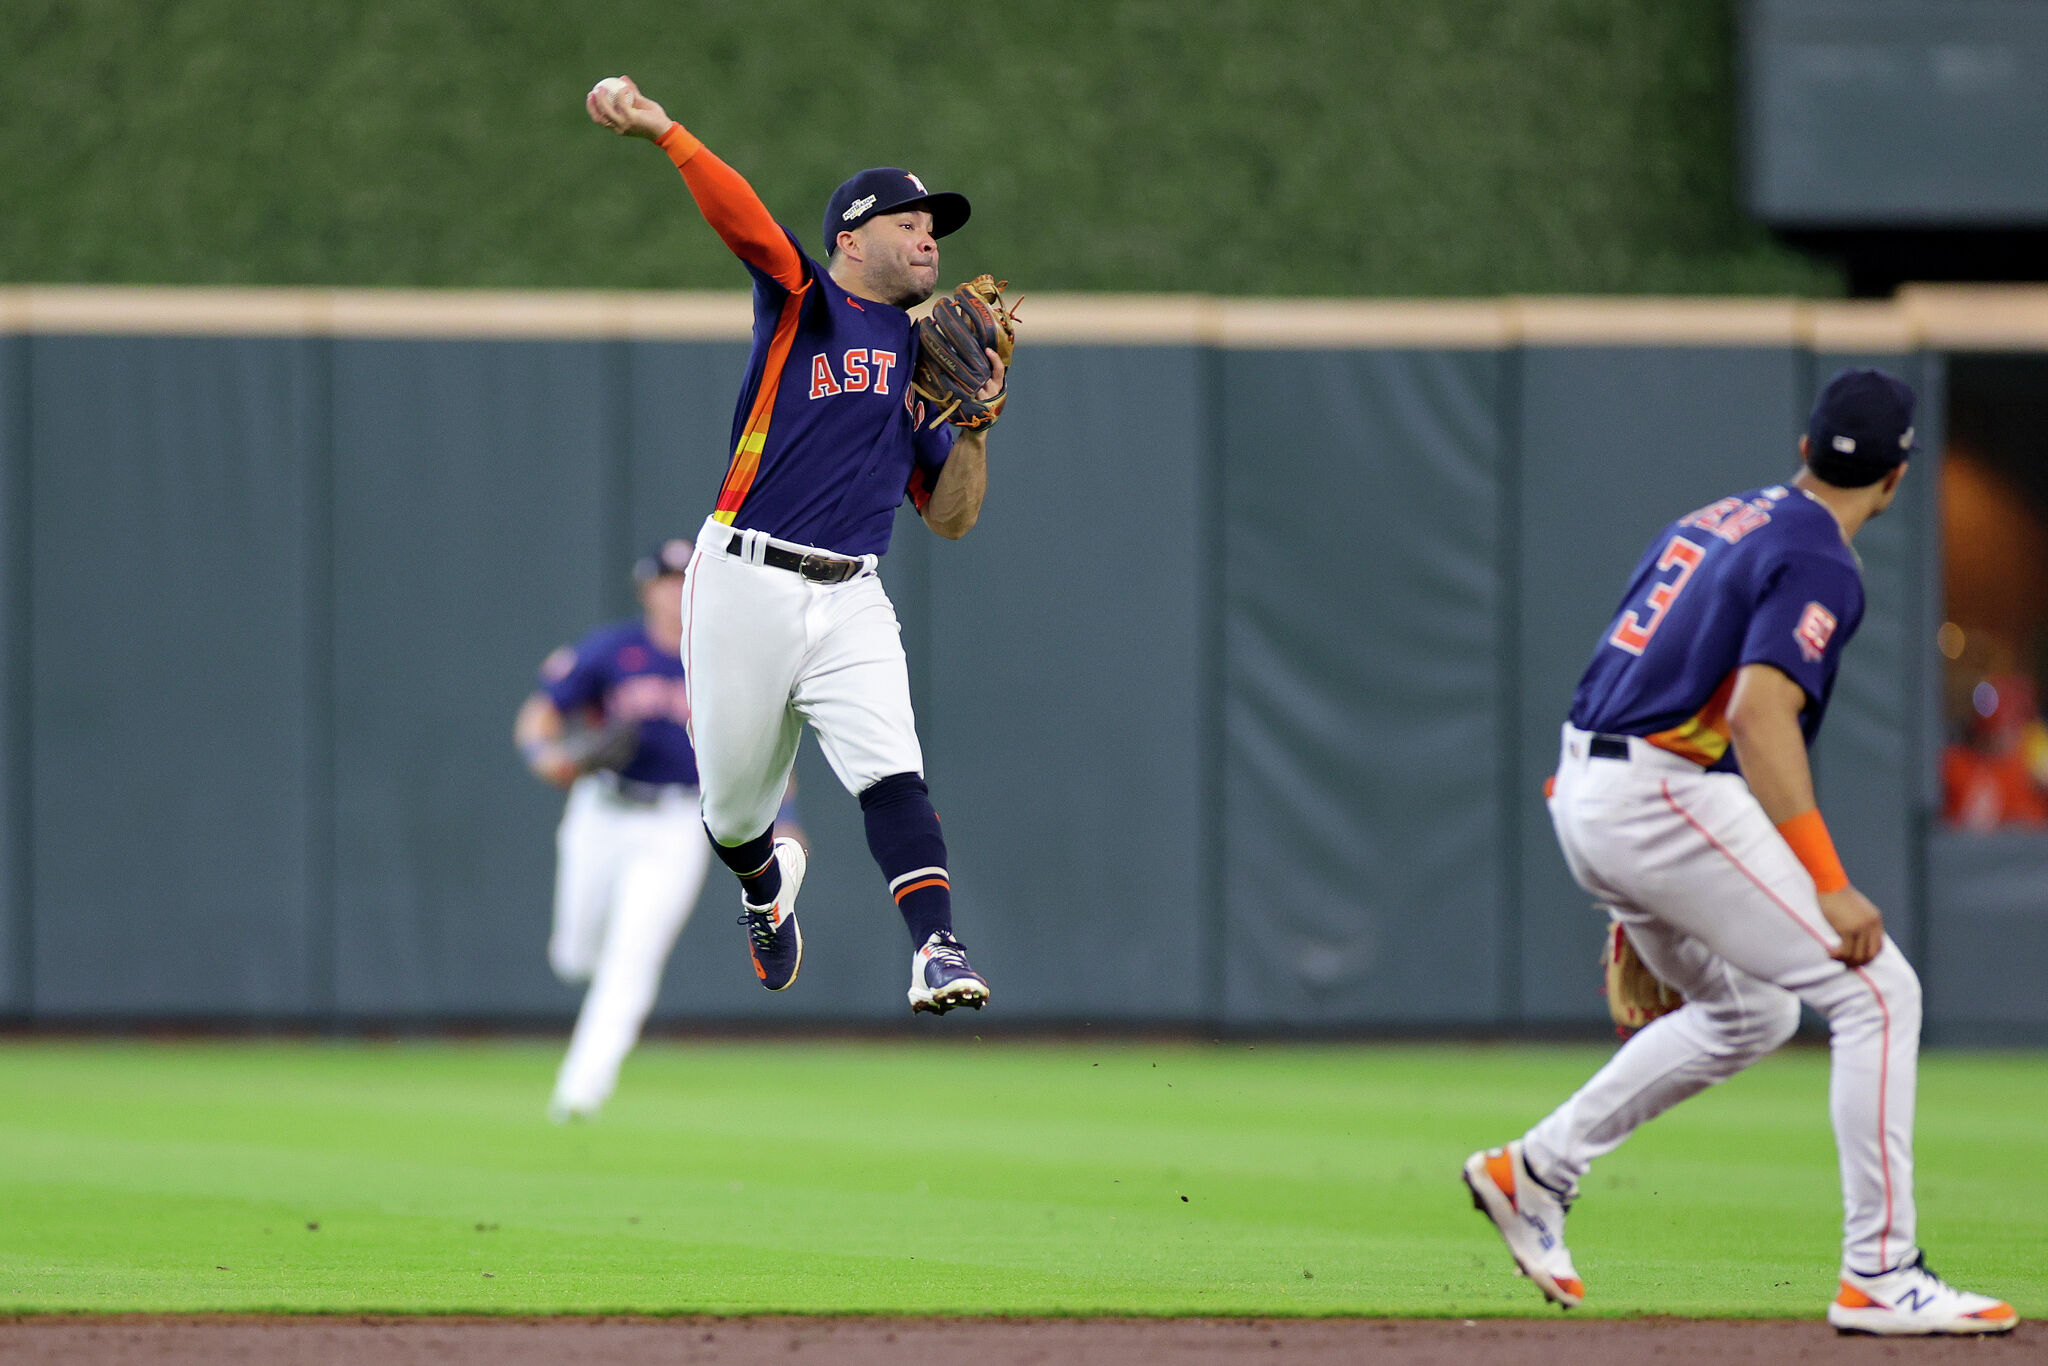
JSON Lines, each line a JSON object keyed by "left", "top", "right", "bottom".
{"left": 976, "top": 347, "right": 1005, "bottom": 402}
{"left": 1817, "top": 885, "right": 1885, "bottom": 967}
{"left": 911, "top": 275, "right": 1019, "bottom": 429}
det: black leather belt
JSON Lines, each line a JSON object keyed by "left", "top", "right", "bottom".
{"left": 598, "top": 773, "right": 689, "bottom": 805}
{"left": 1590, "top": 734, "right": 1632, "bottom": 760}
{"left": 760, "top": 543, "right": 864, "bottom": 583}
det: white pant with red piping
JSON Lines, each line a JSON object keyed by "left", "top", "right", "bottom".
{"left": 1524, "top": 723, "right": 1921, "bottom": 1274}
{"left": 682, "top": 517, "right": 924, "bottom": 845}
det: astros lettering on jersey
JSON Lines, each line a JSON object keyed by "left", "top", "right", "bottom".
{"left": 658, "top": 128, "right": 956, "bottom": 557}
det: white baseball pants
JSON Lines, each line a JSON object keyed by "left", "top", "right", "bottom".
{"left": 548, "top": 774, "right": 711, "bottom": 1115}
{"left": 682, "top": 518, "right": 924, "bottom": 845}
{"left": 1525, "top": 724, "right": 1922, "bottom": 1274}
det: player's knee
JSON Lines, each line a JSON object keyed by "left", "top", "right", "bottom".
{"left": 701, "top": 801, "right": 769, "bottom": 850}
{"left": 549, "top": 944, "right": 594, "bottom": 986}
{"left": 858, "top": 771, "right": 928, "bottom": 810}
{"left": 1869, "top": 949, "right": 1922, "bottom": 1032}
{"left": 1746, "top": 992, "right": 1803, "bottom": 1055}
{"left": 1695, "top": 988, "right": 1799, "bottom": 1057}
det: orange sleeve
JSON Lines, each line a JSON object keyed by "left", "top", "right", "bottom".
{"left": 1775, "top": 808, "right": 1850, "bottom": 894}
{"left": 658, "top": 123, "right": 806, "bottom": 292}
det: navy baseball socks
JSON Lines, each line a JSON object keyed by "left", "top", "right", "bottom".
{"left": 861, "top": 773, "right": 989, "bottom": 1014}
{"left": 712, "top": 824, "right": 804, "bottom": 990}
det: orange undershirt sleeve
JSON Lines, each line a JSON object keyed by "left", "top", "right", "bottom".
{"left": 1775, "top": 808, "right": 1850, "bottom": 894}
{"left": 658, "top": 123, "right": 806, "bottom": 292}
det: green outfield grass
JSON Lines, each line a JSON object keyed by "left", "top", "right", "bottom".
{"left": 0, "top": 1038, "right": 2039, "bottom": 1317}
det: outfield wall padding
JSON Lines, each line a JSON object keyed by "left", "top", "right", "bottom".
{"left": 0, "top": 336, "right": 27, "bottom": 1015}
{"left": 1220, "top": 349, "right": 1510, "bottom": 1026}
{"left": 0, "top": 291, "right": 2034, "bottom": 1036}
{"left": 27, "top": 337, "right": 324, "bottom": 1016}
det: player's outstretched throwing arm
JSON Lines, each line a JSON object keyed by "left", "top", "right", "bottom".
{"left": 588, "top": 75, "right": 1007, "bottom": 541}
{"left": 586, "top": 75, "right": 804, "bottom": 290}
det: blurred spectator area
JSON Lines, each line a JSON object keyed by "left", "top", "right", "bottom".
{"left": 1940, "top": 355, "right": 2048, "bottom": 830}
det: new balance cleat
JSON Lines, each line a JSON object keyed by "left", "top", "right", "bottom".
{"left": 738, "top": 837, "right": 805, "bottom": 991}
{"left": 908, "top": 931, "right": 989, "bottom": 1014}
{"left": 1828, "top": 1253, "right": 2017, "bottom": 1336}
{"left": 1462, "top": 1141, "right": 1585, "bottom": 1309}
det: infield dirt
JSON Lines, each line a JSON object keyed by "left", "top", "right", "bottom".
{"left": 1, "top": 1315, "right": 2034, "bottom": 1365}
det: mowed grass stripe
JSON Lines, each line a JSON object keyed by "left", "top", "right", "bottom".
{"left": 0, "top": 1040, "right": 2039, "bottom": 1316}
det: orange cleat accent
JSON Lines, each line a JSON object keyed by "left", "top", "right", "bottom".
{"left": 1485, "top": 1149, "right": 1518, "bottom": 1203}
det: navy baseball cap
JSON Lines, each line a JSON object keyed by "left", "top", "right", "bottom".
{"left": 1806, "top": 368, "right": 1916, "bottom": 487}
{"left": 822, "top": 167, "right": 970, "bottom": 255}
{"left": 632, "top": 537, "right": 694, "bottom": 582}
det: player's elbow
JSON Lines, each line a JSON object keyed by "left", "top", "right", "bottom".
{"left": 1726, "top": 666, "right": 1803, "bottom": 740}
{"left": 927, "top": 506, "right": 977, "bottom": 540}
{"left": 929, "top": 501, "right": 983, "bottom": 540}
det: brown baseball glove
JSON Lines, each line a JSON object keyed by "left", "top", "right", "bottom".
{"left": 557, "top": 719, "right": 641, "bottom": 775}
{"left": 911, "top": 274, "right": 1020, "bottom": 430}
{"left": 1602, "top": 920, "right": 1681, "bottom": 1038}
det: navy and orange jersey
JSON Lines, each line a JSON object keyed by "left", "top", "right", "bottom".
{"left": 658, "top": 124, "right": 954, "bottom": 559}
{"left": 539, "top": 622, "right": 697, "bottom": 788}
{"left": 1569, "top": 484, "right": 1865, "bottom": 772}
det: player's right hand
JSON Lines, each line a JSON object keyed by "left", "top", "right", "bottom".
{"left": 585, "top": 75, "right": 670, "bottom": 140}
{"left": 1816, "top": 885, "right": 1884, "bottom": 967}
{"left": 528, "top": 745, "right": 581, "bottom": 789}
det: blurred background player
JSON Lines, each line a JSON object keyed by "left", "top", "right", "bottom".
{"left": 515, "top": 537, "right": 795, "bottom": 1121}
{"left": 584, "top": 75, "right": 998, "bottom": 1015}
{"left": 1463, "top": 370, "right": 2016, "bottom": 1336}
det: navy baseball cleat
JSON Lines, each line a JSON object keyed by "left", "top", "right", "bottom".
{"left": 738, "top": 837, "right": 806, "bottom": 990}
{"left": 908, "top": 931, "right": 989, "bottom": 1014}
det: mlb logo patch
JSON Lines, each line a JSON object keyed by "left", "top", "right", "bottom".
{"left": 1795, "top": 602, "right": 1838, "bottom": 663}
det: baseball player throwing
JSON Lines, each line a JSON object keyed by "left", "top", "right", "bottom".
{"left": 584, "top": 76, "right": 997, "bottom": 1014}
{"left": 516, "top": 538, "right": 712, "bottom": 1121}
{"left": 1465, "top": 370, "right": 2015, "bottom": 1336}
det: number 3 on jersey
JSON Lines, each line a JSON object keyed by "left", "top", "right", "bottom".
{"left": 1610, "top": 535, "right": 1706, "bottom": 655}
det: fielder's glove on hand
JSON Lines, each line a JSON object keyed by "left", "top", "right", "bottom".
{"left": 557, "top": 720, "right": 642, "bottom": 775}
{"left": 1602, "top": 921, "right": 1681, "bottom": 1038}
{"left": 911, "top": 274, "right": 1020, "bottom": 430}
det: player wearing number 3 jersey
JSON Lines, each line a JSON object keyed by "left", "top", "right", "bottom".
{"left": 1463, "top": 370, "right": 2015, "bottom": 1335}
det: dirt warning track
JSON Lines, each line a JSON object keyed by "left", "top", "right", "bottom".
{"left": 0, "top": 1315, "right": 2033, "bottom": 1364}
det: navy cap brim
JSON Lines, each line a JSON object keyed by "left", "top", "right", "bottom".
{"left": 874, "top": 189, "right": 971, "bottom": 239}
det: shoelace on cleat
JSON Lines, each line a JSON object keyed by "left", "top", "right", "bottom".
{"left": 926, "top": 937, "right": 969, "bottom": 970}
{"left": 738, "top": 910, "right": 779, "bottom": 953}
{"left": 1904, "top": 1254, "right": 1951, "bottom": 1291}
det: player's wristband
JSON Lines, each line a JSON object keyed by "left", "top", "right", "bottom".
{"left": 1775, "top": 809, "right": 1849, "bottom": 894}
{"left": 658, "top": 121, "right": 701, "bottom": 166}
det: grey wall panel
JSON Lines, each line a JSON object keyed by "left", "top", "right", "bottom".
{"left": 1515, "top": 346, "right": 1804, "bottom": 1022}
{"left": 1808, "top": 351, "right": 1938, "bottom": 962}
{"left": 1221, "top": 350, "right": 1508, "bottom": 1025}
{"left": 329, "top": 341, "right": 611, "bottom": 1017}
{"left": 29, "top": 337, "right": 320, "bottom": 1016}
{"left": 0, "top": 337, "right": 27, "bottom": 1013}
{"left": 1924, "top": 830, "right": 2048, "bottom": 1042}
{"left": 920, "top": 347, "right": 1209, "bottom": 1021}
